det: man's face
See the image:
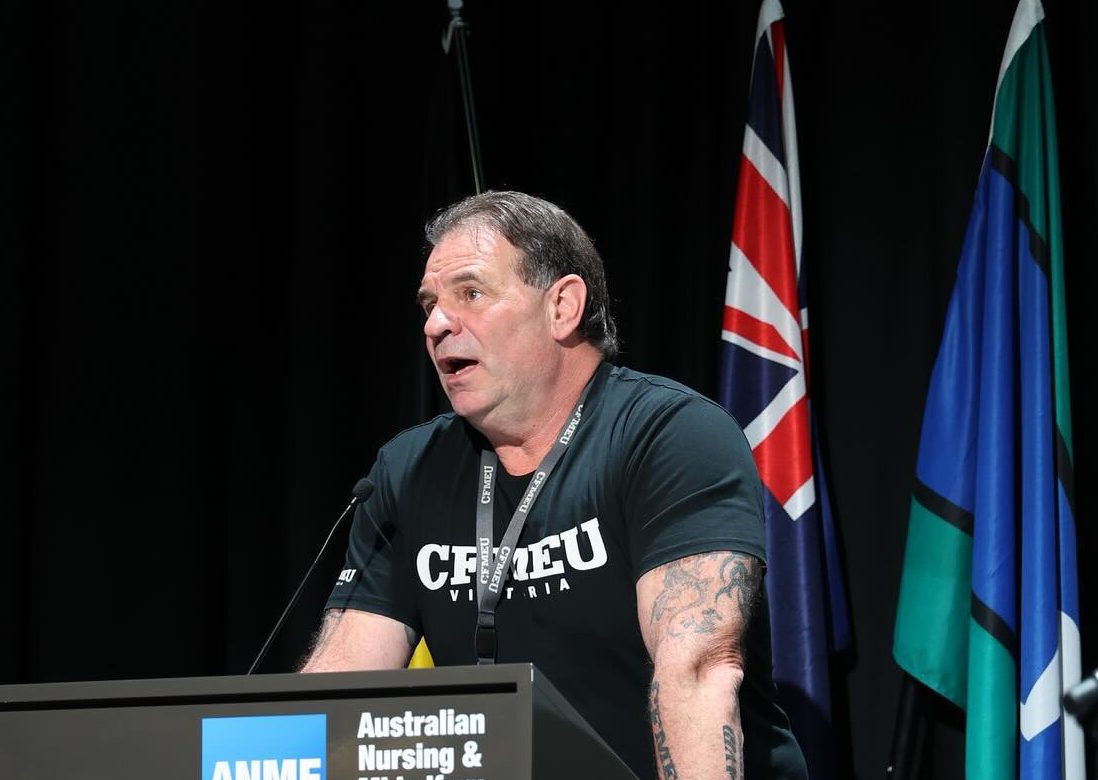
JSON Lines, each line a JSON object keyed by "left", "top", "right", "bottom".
{"left": 416, "top": 227, "right": 556, "bottom": 428}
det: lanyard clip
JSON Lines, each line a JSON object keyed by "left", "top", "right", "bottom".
{"left": 474, "top": 610, "right": 497, "bottom": 665}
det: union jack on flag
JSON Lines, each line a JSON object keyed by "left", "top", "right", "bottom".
{"left": 717, "top": 2, "right": 850, "bottom": 777}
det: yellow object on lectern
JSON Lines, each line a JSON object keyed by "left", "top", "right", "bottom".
{"left": 408, "top": 638, "right": 434, "bottom": 668}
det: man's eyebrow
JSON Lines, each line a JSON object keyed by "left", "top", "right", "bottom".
{"left": 448, "top": 270, "right": 483, "bottom": 286}
{"left": 415, "top": 270, "right": 485, "bottom": 307}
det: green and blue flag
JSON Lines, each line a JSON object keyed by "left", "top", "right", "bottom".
{"left": 892, "top": 1, "right": 1083, "bottom": 777}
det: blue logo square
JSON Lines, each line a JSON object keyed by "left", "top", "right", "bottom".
{"left": 201, "top": 713, "right": 326, "bottom": 780}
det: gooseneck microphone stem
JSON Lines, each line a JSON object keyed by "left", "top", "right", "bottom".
{"left": 246, "top": 479, "right": 371, "bottom": 674}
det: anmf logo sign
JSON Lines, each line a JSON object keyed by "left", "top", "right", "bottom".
{"left": 202, "top": 714, "right": 326, "bottom": 780}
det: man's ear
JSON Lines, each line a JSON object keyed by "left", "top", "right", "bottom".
{"left": 547, "top": 274, "right": 588, "bottom": 343}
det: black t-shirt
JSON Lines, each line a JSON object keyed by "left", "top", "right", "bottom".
{"left": 326, "top": 362, "right": 807, "bottom": 779}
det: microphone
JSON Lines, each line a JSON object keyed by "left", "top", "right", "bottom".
{"left": 1064, "top": 668, "right": 1098, "bottom": 726}
{"left": 246, "top": 478, "right": 373, "bottom": 674}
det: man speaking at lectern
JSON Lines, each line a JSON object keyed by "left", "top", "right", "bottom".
{"left": 300, "top": 191, "right": 806, "bottom": 780}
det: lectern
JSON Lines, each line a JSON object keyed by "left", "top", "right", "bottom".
{"left": 0, "top": 663, "right": 639, "bottom": 780}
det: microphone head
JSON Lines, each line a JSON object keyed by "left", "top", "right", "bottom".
{"left": 1064, "top": 672, "right": 1098, "bottom": 721}
{"left": 352, "top": 478, "right": 373, "bottom": 501}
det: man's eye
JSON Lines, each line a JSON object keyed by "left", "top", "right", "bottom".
{"left": 462, "top": 288, "right": 483, "bottom": 302}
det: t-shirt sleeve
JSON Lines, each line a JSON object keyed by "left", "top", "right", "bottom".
{"left": 622, "top": 394, "right": 767, "bottom": 578}
{"left": 323, "top": 453, "right": 420, "bottom": 632}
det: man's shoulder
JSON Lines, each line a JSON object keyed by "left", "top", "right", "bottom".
{"left": 605, "top": 363, "right": 702, "bottom": 398}
{"left": 602, "top": 364, "right": 737, "bottom": 422}
{"left": 596, "top": 363, "right": 754, "bottom": 470}
{"left": 369, "top": 413, "right": 477, "bottom": 496}
{"left": 377, "top": 412, "right": 469, "bottom": 460}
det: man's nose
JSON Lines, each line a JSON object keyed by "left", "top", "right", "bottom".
{"left": 424, "top": 303, "right": 457, "bottom": 338}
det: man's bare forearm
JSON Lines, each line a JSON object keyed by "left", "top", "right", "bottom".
{"left": 649, "top": 659, "right": 745, "bottom": 779}
{"left": 299, "top": 608, "right": 419, "bottom": 672}
{"left": 640, "top": 551, "right": 762, "bottom": 779}
{"left": 298, "top": 610, "right": 345, "bottom": 672}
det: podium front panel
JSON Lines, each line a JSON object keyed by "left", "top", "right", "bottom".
{"left": 0, "top": 664, "right": 638, "bottom": 780}
{"left": 0, "top": 665, "right": 534, "bottom": 780}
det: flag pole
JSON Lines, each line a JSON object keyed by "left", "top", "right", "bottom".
{"left": 884, "top": 672, "right": 923, "bottom": 779}
{"left": 442, "top": 0, "right": 485, "bottom": 194}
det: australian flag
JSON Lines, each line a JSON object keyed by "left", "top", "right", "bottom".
{"left": 717, "top": 2, "right": 851, "bottom": 777}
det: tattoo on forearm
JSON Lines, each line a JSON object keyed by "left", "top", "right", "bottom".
{"left": 715, "top": 553, "right": 762, "bottom": 623}
{"left": 723, "top": 724, "right": 742, "bottom": 780}
{"left": 650, "top": 555, "right": 721, "bottom": 637}
{"left": 649, "top": 682, "right": 679, "bottom": 780}
{"left": 650, "top": 552, "right": 762, "bottom": 638}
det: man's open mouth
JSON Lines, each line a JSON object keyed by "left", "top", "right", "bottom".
{"left": 440, "top": 358, "right": 477, "bottom": 375}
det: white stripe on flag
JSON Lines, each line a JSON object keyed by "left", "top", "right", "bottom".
{"left": 1020, "top": 646, "right": 1064, "bottom": 740}
{"left": 755, "top": 0, "right": 785, "bottom": 39}
{"left": 742, "top": 126, "right": 790, "bottom": 208}
{"left": 778, "top": 36, "right": 802, "bottom": 273}
{"left": 742, "top": 371, "right": 806, "bottom": 449}
{"left": 989, "top": 0, "right": 1044, "bottom": 147}
{"left": 722, "top": 329, "right": 802, "bottom": 371}
{"left": 782, "top": 475, "right": 815, "bottom": 521}
{"left": 724, "top": 244, "right": 803, "bottom": 360}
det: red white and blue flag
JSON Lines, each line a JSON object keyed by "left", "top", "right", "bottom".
{"left": 718, "top": 2, "right": 850, "bottom": 777}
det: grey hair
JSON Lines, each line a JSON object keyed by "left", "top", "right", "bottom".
{"left": 425, "top": 190, "right": 619, "bottom": 360}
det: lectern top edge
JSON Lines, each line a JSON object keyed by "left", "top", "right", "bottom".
{"left": 0, "top": 662, "right": 537, "bottom": 709}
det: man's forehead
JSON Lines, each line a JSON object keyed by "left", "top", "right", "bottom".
{"left": 423, "top": 225, "right": 518, "bottom": 277}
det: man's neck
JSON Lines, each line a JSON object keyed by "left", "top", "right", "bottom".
{"left": 490, "top": 354, "right": 602, "bottom": 475}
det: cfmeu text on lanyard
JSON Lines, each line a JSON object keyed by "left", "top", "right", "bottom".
{"left": 473, "top": 376, "right": 595, "bottom": 664}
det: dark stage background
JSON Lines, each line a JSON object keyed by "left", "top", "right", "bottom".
{"left": 3, "top": 1, "right": 1096, "bottom": 778}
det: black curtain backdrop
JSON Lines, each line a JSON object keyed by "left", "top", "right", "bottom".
{"left": 3, "top": 1, "right": 1095, "bottom": 778}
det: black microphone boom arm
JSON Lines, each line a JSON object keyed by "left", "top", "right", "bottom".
{"left": 246, "top": 478, "right": 372, "bottom": 674}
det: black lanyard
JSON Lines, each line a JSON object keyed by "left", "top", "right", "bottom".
{"left": 473, "top": 375, "right": 595, "bottom": 664}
